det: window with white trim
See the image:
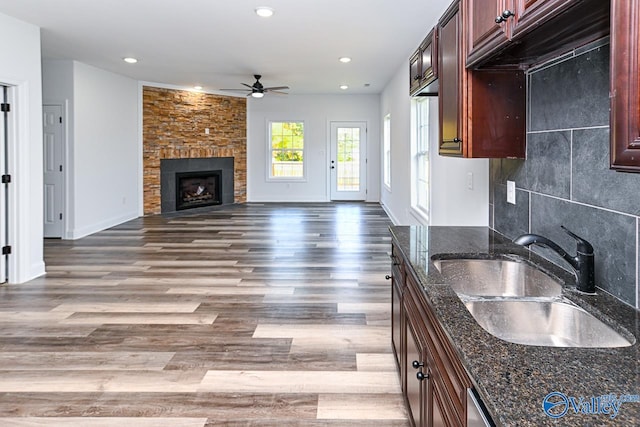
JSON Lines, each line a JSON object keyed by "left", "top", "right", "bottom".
{"left": 268, "top": 121, "right": 305, "bottom": 179}
{"left": 383, "top": 114, "right": 391, "bottom": 189}
{"left": 412, "top": 98, "right": 430, "bottom": 218}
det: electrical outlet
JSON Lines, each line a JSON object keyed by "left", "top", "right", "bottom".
{"left": 205, "top": 128, "right": 210, "bottom": 135}
{"left": 507, "top": 181, "right": 516, "bottom": 205}
{"left": 467, "top": 172, "right": 473, "bottom": 190}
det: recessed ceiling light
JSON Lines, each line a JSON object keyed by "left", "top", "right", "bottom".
{"left": 193, "top": 86, "right": 203, "bottom": 90}
{"left": 339, "top": 57, "right": 352, "bottom": 63}
{"left": 340, "top": 85, "right": 349, "bottom": 90}
{"left": 255, "top": 7, "right": 274, "bottom": 17}
{"left": 123, "top": 57, "right": 138, "bottom": 64}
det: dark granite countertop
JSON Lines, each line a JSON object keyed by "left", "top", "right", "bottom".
{"left": 390, "top": 225, "right": 640, "bottom": 427}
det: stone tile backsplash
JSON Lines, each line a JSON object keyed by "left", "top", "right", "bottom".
{"left": 528, "top": 44, "right": 610, "bottom": 131}
{"left": 490, "top": 39, "right": 640, "bottom": 308}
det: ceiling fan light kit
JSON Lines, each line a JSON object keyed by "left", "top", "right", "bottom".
{"left": 220, "top": 75, "right": 289, "bottom": 98}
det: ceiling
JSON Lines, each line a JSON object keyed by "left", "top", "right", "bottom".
{"left": 0, "top": 0, "right": 451, "bottom": 95}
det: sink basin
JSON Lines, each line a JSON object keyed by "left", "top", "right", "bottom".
{"left": 432, "top": 258, "right": 562, "bottom": 298}
{"left": 464, "top": 300, "right": 635, "bottom": 348}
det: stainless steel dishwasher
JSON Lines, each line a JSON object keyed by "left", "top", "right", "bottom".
{"left": 467, "top": 388, "right": 494, "bottom": 427}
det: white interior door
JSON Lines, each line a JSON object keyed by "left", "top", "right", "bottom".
{"left": 43, "top": 104, "right": 64, "bottom": 238}
{"left": 0, "top": 86, "right": 8, "bottom": 282}
{"left": 330, "top": 122, "right": 367, "bottom": 201}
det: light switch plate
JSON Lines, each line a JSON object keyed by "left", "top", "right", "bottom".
{"left": 507, "top": 180, "right": 516, "bottom": 205}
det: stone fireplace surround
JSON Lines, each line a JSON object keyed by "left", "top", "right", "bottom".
{"left": 161, "top": 157, "right": 234, "bottom": 213}
{"left": 142, "top": 86, "right": 247, "bottom": 215}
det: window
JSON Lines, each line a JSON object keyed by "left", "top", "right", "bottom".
{"left": 412, "top": 98, "right": 430, "bottom": 219}
{"left": 383, "top": 114, "right": 391, "bottom": 189}
{"left": 269, "top": 121, "right": 304, "bottom": 179}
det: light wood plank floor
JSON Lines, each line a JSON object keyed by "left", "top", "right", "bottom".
{"left": 0, "top": 203, "right": 408, "bottom": 426}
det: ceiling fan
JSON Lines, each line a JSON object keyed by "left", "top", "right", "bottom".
{"left": 220, "top": 75, "right": 289, "bottom": 98}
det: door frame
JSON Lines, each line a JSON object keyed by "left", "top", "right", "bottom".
{"left": 328, "top": 121, "right": 368, "bottom": 201}
{"left": 0, "top": 85, "right": 8, "bottom": 282}
{"left": 43, "top": 102, "right": 66, "bottom": 238}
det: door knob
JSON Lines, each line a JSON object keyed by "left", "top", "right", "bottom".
{"left": 495, "top": 9, "right": 515, "bottom": 23}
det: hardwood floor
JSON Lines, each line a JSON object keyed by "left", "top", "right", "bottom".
{"left": 0, "top": 203, "right": 408, "bottom": 426}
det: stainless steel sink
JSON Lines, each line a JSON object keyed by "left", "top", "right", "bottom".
{"left": 432, "top": 258, "right": 562, "bottom": 298}
{"left": 464, "top": 300, "right": 635, "bottom": 348}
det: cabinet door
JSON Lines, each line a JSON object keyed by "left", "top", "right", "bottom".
{"left": 438, "top": 2, "right": 462, "bottom": 155}
{"left": 405, "top": 314, "right": 426, "bottom": 427}
{"left": 392, "top": 275, "right": 402, "bottom": 370}
{"left": 420, "top": 29, "right": 438, "bottom": 87}
{"left": 611, "top": 0, "right": 640, "bottom": 172}
{"left": 466, "top": 0, "right": 511, "bottom": 66}
{"left": 410, "top": 49, "right": 422, "bottom": 95}
{"left": 432, "top": 376, "right": 463, "bottom": 427}
{"left": 511, "top": 0, "right": 571, "bottom": 38}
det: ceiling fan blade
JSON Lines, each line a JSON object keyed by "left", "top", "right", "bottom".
{"left": 264, "top": 86, "right": 290, "bottom": 91}
{"left": 268, "top": 90, "right": 289, "bottom": 95}
{"left": 220, "top": 88, "right": 250, "bottom": 91}
{"left": 242, "top": 83, "right": 254, "bottom": 89}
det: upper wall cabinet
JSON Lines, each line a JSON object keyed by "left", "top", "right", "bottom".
{"left": 438, "top": 1, "right": 526, "bottom": 158}
{"left": 410, "top": 28, "right": 438, "bottom": 96}
{"left": 466, "top": 0, "right": 610, "bottom": 68}
{"left": 610, "top": 0, "right": 640, "bottom": 172}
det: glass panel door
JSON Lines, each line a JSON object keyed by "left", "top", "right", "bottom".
{"left": 330, "top": 122, "right": 367, "bottom": 201}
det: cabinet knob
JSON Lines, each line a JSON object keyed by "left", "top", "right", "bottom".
{"left": 412, "top": 360, "right": 424, "bottom": 369}
{"left": 385, "top": 275, "right": 391, "bottom": 280}
{"left": 413, "top": 75, "right": 421, "bottom": 81}
{"left": 495, "top": 9, "right": 515, "bottom": 23}
{"left": 416, "top": 371, "right": 429, "bottom": 381}
{"left": 453, "top": 137, "right": 462, "bottom": 143}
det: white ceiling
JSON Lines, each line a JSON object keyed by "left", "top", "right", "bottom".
{"left": 0, "top": 0, "right": 451, "bottom": 95}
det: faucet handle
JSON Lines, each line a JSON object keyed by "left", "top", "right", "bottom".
{"left": 561, "top": 226, "right": 594, "bottom": 254}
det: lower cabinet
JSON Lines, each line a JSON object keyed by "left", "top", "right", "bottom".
{"left": 404, "top": 295, "right": 429, "bottom": 426}
{"left": 393, "top": 241, "right": 471, "bottom": 427}
{"left": 391, "top": 242, "right": 405, "bottom": 369}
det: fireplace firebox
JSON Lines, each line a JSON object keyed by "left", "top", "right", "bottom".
{"left": 175, "top": 170, "right": 222, "bottom": 211}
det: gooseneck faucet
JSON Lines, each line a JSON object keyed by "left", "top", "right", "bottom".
{"left": 513, "top": 226, "right": 596, "bottom": 294}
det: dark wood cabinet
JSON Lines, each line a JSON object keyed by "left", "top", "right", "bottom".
{"left": 410, "top": 28, "right": 438, "bottom": 96}
{"left": 392, "top": 239, "right": 472, "bottom": 427}
{"left": 610, "top": 0, "right": 640, "bottom": 172}
{"left": 438, "top": 2, "right": 463, "bottom": 155}
{"left": 391, "top": 243, "right": 404, "bottom": 369}
{"left": 466, "top": 0, "right": 510, "bottom": 65}
{"left": 405, "top": 300, "right": 428, "bottom": 427}
{"left": 438, "top": 0, "right": 526, "bottom": 158}
{"left": 465, "top": 0, "right": 610, "bottom": 68}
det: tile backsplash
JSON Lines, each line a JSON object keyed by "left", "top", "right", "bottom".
{"left": 490, "top": 39, "right": 640, "bottom": 309}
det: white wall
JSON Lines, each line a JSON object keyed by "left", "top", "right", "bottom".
{"left": 71, "top": 62, "right": 139, "bottom": 238}
{"left": 0, "top": 12, "right": 45, "bottom": 283}
{"left": 42, "top": 60, "right": 139, "bottom": 239}
{"left": 380, "top": 62, "right": 415, "bottom": 225}
{"left": 380, "top": 58, "right": 489, "bottom": 226}
{"left": 247, "top": 94, "right": 380, "bottom": 202}
{"left": 427, "top": 97, "right": 489, "bottom": 226}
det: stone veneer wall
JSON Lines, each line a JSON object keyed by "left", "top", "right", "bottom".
{"left": 142, "top": 86, "right": 247, "bottom": 214}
